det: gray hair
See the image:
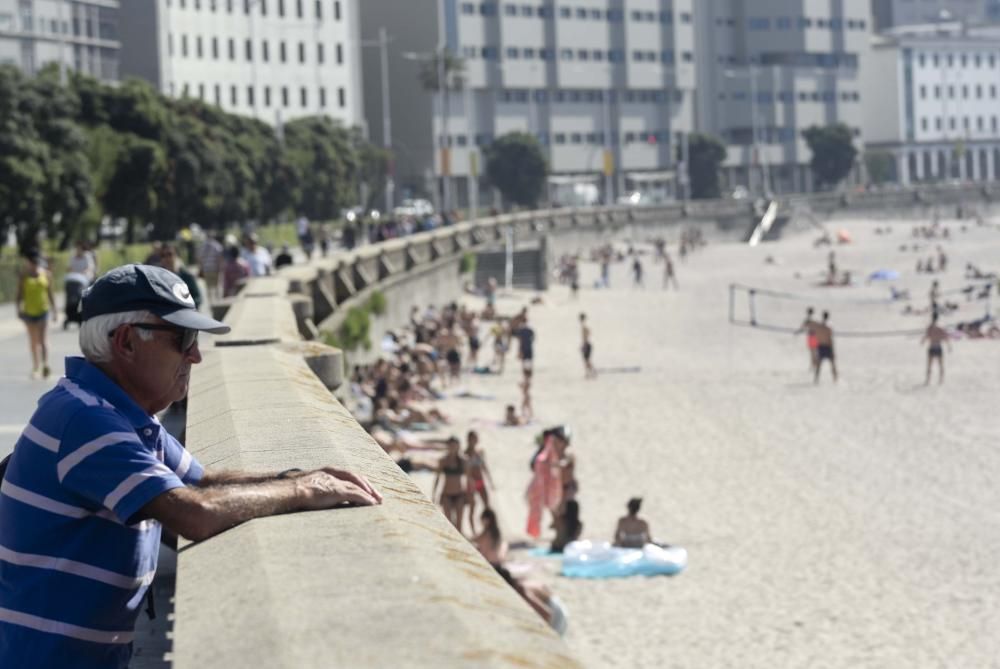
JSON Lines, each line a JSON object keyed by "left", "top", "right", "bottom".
{"left": 79, "top": 310, "right": 157, "bottom": 363}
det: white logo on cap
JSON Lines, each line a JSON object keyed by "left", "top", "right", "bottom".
{"left": 172, "top": 282, "right": 195, "bottom": 305}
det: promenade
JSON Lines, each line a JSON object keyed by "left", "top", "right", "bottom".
{"left": 412, "top": 217, "right": 1000, "bottom": 667}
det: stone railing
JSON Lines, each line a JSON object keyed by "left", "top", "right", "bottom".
{"left": 172, "top": 181, "right": 997, "bottom": 666}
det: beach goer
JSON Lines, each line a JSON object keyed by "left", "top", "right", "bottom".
{"left": 274, "top": 244, "right": 294, "bottom": 269}
{"left": 464, "top": 430, "right": 495, "bottom": 533}
{"left": 15, "top": 253, "right": 58, "bottom": 379}
{"left": 579, "top": 313, "right": 596, "bottom": 379}
{"left": 433, "top": 436, "right": 467, "bottom": 533}
{"left": 600, "top": 253, "right": 610, "bottom": 288}
{"left": 515, "top": 319, "right": 535, "bottom": 372}
{"left": 0, "top": 264, "right": 381, "bottom": 669}
{"left": 920, "top": 313, "right": 952, "bottom": 384}
{"left": 614, "top": 497, "right": 652, "bottom": 548}
{"left": 632, "top": 257, "right": 644, "bottom": 287}
{"left": 551, "top": 499, "right": 583, "bottom": 554}
{"left": 490, "top": 320, "right": 508, "bottom": 373}
{"left": 525, "top": 429, "right": 562, "bottom": 539}
{"left": 65, "top": 242, "right": 96, "bottom": 328}
{"left": 503, "top": 404, "right": 525, "bottom": 426}
{"left": 813, "top": 311, "right": 838, "bottom": 384}
{"left": 795, "top": 307, "right": 820, "bottom": 372}
{"left": 663, "top": 254, "right": 678, "bottom": 290}
{"left": 520, "top": 368, "right": 534, "bottom": 422}
{"left": 929, "top": 279, "right": 941, "bottom": 313}
{"left": 827, "top": 251, "right": 837, "bottom": 284}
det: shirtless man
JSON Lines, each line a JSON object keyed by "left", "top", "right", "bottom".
{"left": 579, "top": 313, "right": 596, "bottom": 379}
{"left": 920, "top": 313, "right": 952, "bottom": 384}
{"left": 795, "top": 307, "right": 820, "bottom": 372}
{"left": 663, "top": 253, "right": 678, "bottom": 289}
{"left": 813, "top": 311, "right": 838, "bottom": 384}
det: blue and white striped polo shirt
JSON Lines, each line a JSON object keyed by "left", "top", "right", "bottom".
{"left": 0, "top": 356, "right": 204, "bottom": 669}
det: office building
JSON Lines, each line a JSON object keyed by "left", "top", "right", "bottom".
{"left": 0, "top": 0, "right": 120, "bottom": 81}
{"left": 863, "top": 22, "right": 1000, "bottom": 184}
{"left": 693, "top": 1, "right": 873, "bottom": 194}
{"left": 872, "top": 0, "right": 1000, "bottom": 31}
{"left": 360, "top": 0, "right": 699, "bottom": 208}
{"left": 119, "top": 0, "right": 363, "bottom": 127}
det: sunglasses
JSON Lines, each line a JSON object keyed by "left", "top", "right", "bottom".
{"left": 110, "top": 323, "right": 199, "bottom": 353}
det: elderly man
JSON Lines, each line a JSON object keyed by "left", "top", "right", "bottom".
{"left": 0, "top": 264, "right": 381, "bottom": 668}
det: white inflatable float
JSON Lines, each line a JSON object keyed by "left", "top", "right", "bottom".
{"left": 560, "top": 541, "right": 688, "bottom": 579}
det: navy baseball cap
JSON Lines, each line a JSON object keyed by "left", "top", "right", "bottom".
{"left": 81, "top": 264, "right": 231, "bottom": 334}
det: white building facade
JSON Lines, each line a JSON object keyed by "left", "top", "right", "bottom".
{"left": 864, "top": 23, "right": 1000, "bottom": 184}
{"left": 693, "top": 0, "right": 873, "bottom": 195}
{"left": 872, "top": 0, "right": 1000, "bottom": 30}
{"left": 0, "top": 0, "right": 120, "bottom": 81}
{"left": 119, "top": 0, "right": 363, "bottom": 127}
{"left": 361, "top": 0, "right": 699, "bottom": 208}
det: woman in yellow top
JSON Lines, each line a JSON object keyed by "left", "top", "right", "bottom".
{"left": 15, "top": 254, "right": 57, "bottom": 379}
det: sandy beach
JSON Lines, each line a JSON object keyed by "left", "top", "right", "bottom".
{"left": 412, "top": 217, "right": 1000, "bottom": 668}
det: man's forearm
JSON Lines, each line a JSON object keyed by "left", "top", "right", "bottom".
{"left": 168, "top": 478, "right": 308, "bottom": 541}
{"left": 198, "top": 468, "right": 304, "bottom": 487}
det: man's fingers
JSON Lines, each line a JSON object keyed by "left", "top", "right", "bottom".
{"left": 335, "top": 482, "right": 378, "bottom": 506}
{"left": 323, "top": 467, "right": 383, "bottom": 502}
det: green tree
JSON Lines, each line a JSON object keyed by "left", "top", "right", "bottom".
{"left": 485, "top": 132, "right": 547, "bottom": 209}
{"left": 687, "top": 134, "right": 727, "bottom": 200}
{"left": 0, "top": 66, "right": 47, "bottom": 250}
{"left": 802, "top": 123, "right": 858, "bottom": 189}
{"left": 284, "top": 116, "right": 359, "bottom": 220}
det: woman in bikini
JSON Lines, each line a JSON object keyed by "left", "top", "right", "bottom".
{"left": 464, "top": 430, "right": 495, "bottom": 534}
{"left": 614, "top": 497, "right": 653, "bottom": 548}
{"left": 433, "top": 436, "right": 467, "bottom": 533}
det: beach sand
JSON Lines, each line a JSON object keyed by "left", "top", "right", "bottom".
{"left": 411, "top": 217, "right": 1000, "bottom": 668}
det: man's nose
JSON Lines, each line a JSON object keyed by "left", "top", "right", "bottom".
{"left": 186, "top": 340, "right": 203, "bottom": 364}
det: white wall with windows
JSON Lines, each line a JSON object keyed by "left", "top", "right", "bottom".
{"left": 121, "top": 0, "right": 361, "bottom": 126}
{"left": 864, "top": 25, "right": 1000, "bottom": 184}
{"left": 0, "top": 0, "right": 120, "bottom": 81}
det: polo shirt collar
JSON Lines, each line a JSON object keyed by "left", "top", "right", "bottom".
{"left": 64, "top": 356, "right": 157, "bottom": 432}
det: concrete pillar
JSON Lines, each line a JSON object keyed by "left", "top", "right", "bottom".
{"left": 970, "top": 148, "right": 981, "bottom": 181}
{"left": 897, "top": 150, "right": 911, "bottom": 186}
{"left": 989, "top": 146, "right": 997, "bottom": 181}
{"left": 957, "top": 148, "right": 968, "bottom": 180}
{"left": 913, "top": 149, "right": 925, "bottom": 181}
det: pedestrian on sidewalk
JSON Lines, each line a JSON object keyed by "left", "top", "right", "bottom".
{"left": 15, "top": 252, "right": 57, "bottom": 379}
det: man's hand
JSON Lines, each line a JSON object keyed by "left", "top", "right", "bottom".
{"left": 296, "top": 470, "right": 382, "bottom": 510}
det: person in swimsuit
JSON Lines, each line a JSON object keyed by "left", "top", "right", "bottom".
{"left": 432, "top": 436, "right": 467, "bottom": 533}
{"left": 663, "top": 253, "right": 678, "bottom": 290}
{"left": 920, "top": 313, "right": 952, "bottom": 385}
{"left": 15, "top": 253, "right": 58, "bottom": 379}
{"left": 579, "top": 313, "right": 596, "bottom": 379}
{"left": 795, "top": 307, "right": 820, "bottom": 373}
{"left": 813, "top": 311, "right": 838, "bottom": 384}
{"left": 550, "top": 499, "right": 583, "bottom": 553}
{"left": 490, "top": 320, "right": 508, "bottom": 373}
{"left": 464, "top": 430, "right": 495, "bottom": 533}
{"left": 520, "top": 368, "right": 534, "bottom": 422}
{"left": 614, "top": 497, "right": 653, "bottom": 548}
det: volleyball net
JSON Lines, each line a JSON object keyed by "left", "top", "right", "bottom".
{"left": 728, "top": 282, "right": 995, "bottom": 338}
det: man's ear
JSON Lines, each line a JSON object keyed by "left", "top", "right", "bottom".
{"left": 110, "top": 325, "right": 137, "bottom": 360}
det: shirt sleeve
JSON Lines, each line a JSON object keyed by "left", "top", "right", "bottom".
{"left": 58, "top": 409, "right": 186, "bottom": 525}
{"left": 161, "top": 432, "right": 204, "bottom": 485}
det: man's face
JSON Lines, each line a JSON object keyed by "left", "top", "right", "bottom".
{"left": 122, "top": 318, "right": 202, "bottom": 414}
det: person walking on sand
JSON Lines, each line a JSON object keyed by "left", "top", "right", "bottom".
{"left": 15, "top": 253, "right": 58, "bottom": 379}
{"left": 663, "top": 253, "right": 678, "bottom": 290}
{"left": 813, "top": 311, "right": 838, "bottom": 384}
{"left": 579, "top": 313, "right": 596, "bottom": 379}
{"left": 795, "top": 307, "right": 820, "bottom": 373}
{"left": 464, "top": 430, "right": 495, "bottom": 534}
{"left": 929, "top": 279, "right": 941, "bottom": 313}
{"left": 433, "top": 436, "right": 467, "bottom": 533}
{"left": 520, "top": 368, "right": 534, "bottom": 422}
{"left": 632, "top": 257, "right": 644, "bottom": 287}
{"left": 920, "top": 313, "right": 952, "bottom": 384}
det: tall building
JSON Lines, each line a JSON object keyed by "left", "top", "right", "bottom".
{"left": 360, "top": 0, "right": 699, "bottom": 209}
{"left": 863, "top": 22, "right": 1000, "bottom": 184}
{"left": 871, "top": 0, "right": 1000, "bottom": 31}
{"left": 693, "top": 1, "right": 873, "bottom": 194}
{"left": 118, "top": 0, "right": 363, "bottom": 127}
{"left": 0, "top": 0, "right": 120, "bottom": 81}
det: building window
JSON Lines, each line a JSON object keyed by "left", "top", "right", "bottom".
{"left": 278, "top": 0, "right": 285, "bottom": 16}
{"left": 919, "top": 85, "right": 926, "bottom": 99}
{"left": 300, "top": 87, "right": 307, "bottom": 107}
{"left": 196, "top": 36, "right": 203, "bottom": 58}
{"left": 280, "top": 41, "right": 287, "bottom": 62}
{"left": 338, "top": 86, "right": 345, "bottom": 107}
{"left": 296, "top": 0, "right": 303, "bottom": 17}
{"left": 299, "top": 41, "right": 306, "bottom": 63}
{"left": 461, "top": 2, "right": 475, "bottom": 14}
{"left": 336, "top": 43, "right": 343, "bottom": 64}
{"left": 264, "top": 86, "right": 271, "bottom": 106}
{"left": 315, "top": 0, "right": 322, "bottom": 20}
{"left": 262, "top": 41, "right": 269, "bottom": 62}
{"left": 559, "top": 7, "right": 570, "bottom": 18}
{"left": 333, "top": 0, "right": 341, "bottom": 20}
{"left": 921, "top": 118, "right": 928, "bottom": 131}
{"left": 230, "top": 85, "right": 238, "bottom": 105}
{"left": 506, "top": 47, "right": 519, "bottom": 59}
{"left": 247, "top": 86, "right": 254, "bottom": 106}
{"left": 282, "top": 86, "right": 289, "bottom": 107}
{"left": 319, "top": 87, "right": 326, "bottom": 107}
{"left": 181, "top": 34, "right": 188, "bottom": 57}
{"left": 212, "top": 37, "right": 219, "bottom": 59}
{"left": 214, "top": 84, "right": 221, "bottom": 105}
{"left": 228, "top": 38, "right": 235, "bottom": 60}
{"left": 245, "top": 39, "right": 252, "bottom": 61}
{"left": 198, "top": 83, "right": 205, "bottom": 100}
